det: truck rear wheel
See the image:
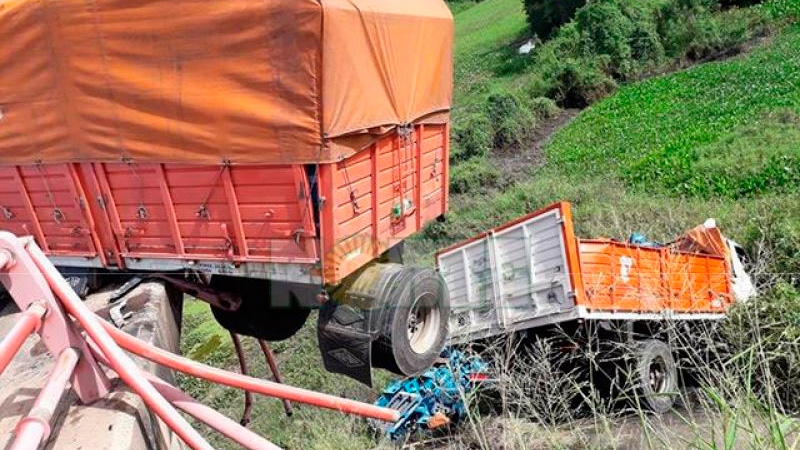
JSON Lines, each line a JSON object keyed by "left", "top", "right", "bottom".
{"left": 209, "top": 276, "right": 310, "bottom": 341}
{"left": 630, "top": 339, "right": 677, "bottom": 413}
{"left": 372, "top": 267, "right": 449, "bottom": 376}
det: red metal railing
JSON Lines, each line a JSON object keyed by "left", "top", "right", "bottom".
{"left": 0, "top": 231, "right": 399, "bottom": 450}
{"left": 0, "top": 303, "right": 45, "bottom": 375}
{"left": 11, "top": 347, "right": 80, "bottom": 450}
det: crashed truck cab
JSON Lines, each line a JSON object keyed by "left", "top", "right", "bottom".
{"left": 0, "top": 0, "right": 454, "bottom": 382}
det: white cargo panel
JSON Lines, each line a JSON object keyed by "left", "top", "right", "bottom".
{"left": 437, "top": 208, "right": 575, "bottom": 342}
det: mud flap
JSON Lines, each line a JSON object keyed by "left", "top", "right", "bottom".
{"left": 317, "top": 302, "right": 374, "bottom": 386}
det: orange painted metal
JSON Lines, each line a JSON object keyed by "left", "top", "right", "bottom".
{"left": 0, "top": 124, "right": 449, "bottom": 285}
{"left": 525, "top": 202, "right": 731, "bottom": 314}
{"left": 320, "top": 124, "right": 449, "bottom": 284}
{"left": 575, "top": 240, "right": 732, "bottom": 313}
{"left": 437, "top": 202, "right": 734, "bottom": 316}
{"left": 0, "top": 232, "right": 403, "bottom": 450}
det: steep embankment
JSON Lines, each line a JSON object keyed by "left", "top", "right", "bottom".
{"left": 410, "top": 8, "right": 800, "bottom": 283}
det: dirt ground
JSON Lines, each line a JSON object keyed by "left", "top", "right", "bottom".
{"left": 493, "top": 108, "right": 580, "bottom": 184}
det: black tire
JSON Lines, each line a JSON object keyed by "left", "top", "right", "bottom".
{"left": 372, "top": 267, "right": 449, "bottom": 376}
{"left": 209, "top": 276, "right": 310, "bottom": 341}
{"left": 630, "top": 339, "right": 678, "bottom": 413}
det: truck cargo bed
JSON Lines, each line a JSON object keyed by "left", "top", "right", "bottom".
{"left": 436, "top": 202, "right": 734, "bottom": 343}
{"left": 0, "top": 124, "right": 449, "bottom": 286}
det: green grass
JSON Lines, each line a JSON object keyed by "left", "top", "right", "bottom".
{"left": 411, "top": 24, "right": 800, "bottom": 268}
{"left": 549, "top": 30, "right": 800, "bottom": 179}
{"left": 453, "top": 0, "right": 529, "bottom": 110}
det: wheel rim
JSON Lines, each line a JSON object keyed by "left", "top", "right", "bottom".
{"left": 406, "top": 292, "right": 441, "bottom": 354}
{"left": 648, "top": 355, "right": 669, "bottom": 394}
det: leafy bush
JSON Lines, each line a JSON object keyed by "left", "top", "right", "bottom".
{"left": 450, "top": 157, "right": 503, "bottom": 193}
{"left": 763, "top": 0, "right": 800, "bottom": 20}
{"left": 624, "top": 3, "right": 668, "bottom": 63}
{"left": 486, "top": 89, "right": 536, "bottom": 148}
{"left": 656, "top": 0, "right": 726, "bottom": 59}
{"left": 716, "top": 6, "right": 770, "bottom": 49}
{"left": 520, "top": 71, "right": 555, "bottom": 100}
{"left": 575, "top": 1, "right": 637, "bottom": 74}
{"left": 523, "top": 0, "right": 586, "bottom": 39}
{"left": 572, "top": 0, "right": 668, "bottom": 77}
{"left": 451, "top": 112, "right": 493, "bottom": 161}
{"left": 545, "top": 58, "right": 617, "bottom": 107}
{"left": 719, "top": 0, "right": 762, "bottom": 6}
{"left": 529, "top": 96, "right": 561, "bottom": 119}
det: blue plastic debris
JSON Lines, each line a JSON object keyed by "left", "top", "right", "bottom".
{"left": 628, "top": 232, "right": 662, "bottom": 247}
{"left": 372, "top": 348, "right": 488, "bottom": 441}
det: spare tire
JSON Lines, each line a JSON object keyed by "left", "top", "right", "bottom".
{"left": 209, "top": 276, "right": 310, "bottom": 341}
{"left": 372, "top": 267, "right": 450, "bottom": 376}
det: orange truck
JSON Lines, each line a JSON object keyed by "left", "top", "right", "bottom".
{"left": 436, "top": 202, "right": 755, "bottom": 411}
{"left": 0, "top": 0, "right": 454, "bottom": 381}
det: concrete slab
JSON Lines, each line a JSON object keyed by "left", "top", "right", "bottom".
{"left": 0, "top": 281, "right": 184, "bottom": 450}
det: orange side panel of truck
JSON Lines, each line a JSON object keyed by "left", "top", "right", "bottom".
{"left": 577, "top": 240, "right": 732, "bottom": 313}
{"left": 319, "top": 124, "right": 449, "bottom": 283}
{"left": 564, "top": 202, "right": 733, "bottom": 314}
{"left": 0, "top": 124, "right": 449, "bottom": 285}
{"left": 438, "top": 202, "right": 733, "bottom": 320}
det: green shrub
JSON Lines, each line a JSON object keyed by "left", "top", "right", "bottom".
{"left": 763, "top": 0, "right": 800, "bottom": 20}
{"left": 486, "top": 89, "right": 536, "bottom": 148}
{"left": 451, "top": 112, "right": 493, "bottom": 161}
{"left": 519, "top": 72, "right": 555, "bottom": 100}
{"left": 450, "top": 157, "right": 503, "bottom": 193}
{"left": 620, "top": 0, "right": 668, "bottom": 63}
{"left": 716, "top": 6, "right": 770, "bottom": 50}
{"left": 719, "top": 0, "right": 762, "bottom": 6}
{"left": 523, "top": 0, "right": 587, "bottom": 39}
{"left": 656, "top": 0, "right": 725, "bottom": 59}
{"left": 576, "top": 1, "right": 637, "bottom": 75}
{"left": 545, "top": 58, "right": 617, "bottom": 107}
{"left": 529, "top": 96, "right": 561, "bottom": 119}
{"left": 572, "top": 0, "right": 668, "bottom": 77}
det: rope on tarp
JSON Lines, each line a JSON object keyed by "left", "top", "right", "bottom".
{"left": 196, "top": 160, "right": 230, "bottom": 220}
{"left": 35, "top": 161, "right": 66, "bottom": 224}
{"left": 122, "top": 157, "right": 150, "bottom": 221}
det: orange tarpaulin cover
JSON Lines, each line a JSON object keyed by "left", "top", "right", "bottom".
{"left": 0, "top": 0, "right": 452, "bottom": 165}
{"left": 671, "top": 221, "right": 731, "bottom": 260}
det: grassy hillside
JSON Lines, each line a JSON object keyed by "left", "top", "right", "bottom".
{"left": 453, "top": 0, "right": 528, "bottom": 100}
{"left": 412, "top": 23, "right": 800, "bottom": 277}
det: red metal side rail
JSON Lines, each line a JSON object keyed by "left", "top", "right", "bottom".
{"left": 0, "top": 231, "right": 400, "bottom": 450}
